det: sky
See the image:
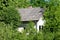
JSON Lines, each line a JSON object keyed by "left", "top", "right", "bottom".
{"left": 45, "top": 0, "right": 49, "bottom": 1}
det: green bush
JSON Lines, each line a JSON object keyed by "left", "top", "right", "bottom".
{"left": 37, "top": 31, "right": 44, "bottom": 40}
{"left": 43, "top": 0, "right": 60, "bottom": 40}
{"left": 25, "top": 21, "right": 35, "bottom": 32}
{"left": 44, "top": 32, "right": 54, "bottom": 40}
{"left": 0, "top": 0, "right": 30, "bottom": 8}
{"left": 0, "top": 7, "right": 21, "bottom": 27}
{"left": 25, "top": 22, "right": 44, "bottom": 40}
{"left": 0, "top": 22, "right": 27, "bottom": 40}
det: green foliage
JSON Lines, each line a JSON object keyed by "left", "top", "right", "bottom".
{"left": 25, "top": 22, "right": 36, "bottom": 40}
{"left": 0, "top": 7, "right": 20, "bottom": 27}
{"left": 25, "top": 21, "right": 44, "bottom": 40}
{"left": 0, "top": 0, "right": 30, "bottom": 8}
{"left": 44, "top": 32, "right": 54, "bottom": 40}
{"left": 0, "top": 22, "right": 27, "bottom": 40}
{"left": 0, "top": 22, "right": 44, "bottom": 40}
{"left": 0, "top": 0, "right": 60, "bottom": 40}
{"left": 31, "top": 0, "right": 46, "bottom": 7}
{"left": 25, "top": 21, "right": 35, "bottom": 32}
{"left": 43, "top": 0, "right": 60, "bottom": 40}
{"left": 13, "top": 0, "right": 30, "bottom": 8}
{"left": 37, "top": 31, "right": 43, "bottom": 40}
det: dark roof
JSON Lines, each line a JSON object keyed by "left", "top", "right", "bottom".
{"left": 18, "top": 7, "right": 43, "bottom": 21}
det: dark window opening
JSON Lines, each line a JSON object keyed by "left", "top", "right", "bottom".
{"left": 24, "top": 27, "right": 26, "bottom": 29}
{"left": 39, "top": 26, "right": 43, "bottom": 30}
{"left": 19, "top": 23, "right": 28, "bottom": 30}
{"left": 39, "top": 26, "right": 41, "bottom": 30}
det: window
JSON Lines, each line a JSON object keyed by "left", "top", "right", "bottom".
{"left": 39, "top": 26, "right": 43, "bottom": 30}
{"left": 39, "top": 26, "right": 41, "bottom": 30}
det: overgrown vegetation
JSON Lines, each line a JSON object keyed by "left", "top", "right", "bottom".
{"left": 43, "top": 0, "right": 60, "bottom": 40}
{"left": 0, "top": 0, "right": 60, "bottom": 40}
{"left": 0, "top": 7, "right": 20, "bottom": 27}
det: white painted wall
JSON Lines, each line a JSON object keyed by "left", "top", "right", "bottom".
{"left": 35, "top": 17, "right": 45, "bottom": 32}
{"left": 17, "top": 27, "right": 24, "bottom": 33}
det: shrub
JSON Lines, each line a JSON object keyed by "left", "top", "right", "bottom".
{"left": 0, "top": 7, "right": 21, "bottom": 27}
{"left": 0, "top": 22, "right": 27, "bottom": 40}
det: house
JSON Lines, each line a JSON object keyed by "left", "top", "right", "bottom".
{"left": 17, "top": 6, "right": 45, "bottom": 32}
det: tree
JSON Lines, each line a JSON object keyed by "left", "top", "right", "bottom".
{"left": 0, "top": 0, "right": 60, "bottom": 40}
{"left": 31, "top": 0, "right": 46, "bottom": 7}
{"left": 0, "top": 0, "right": 30, "bottom": 9}
{"left": 0, "top": 7, "right": 21, "bottom": 28}
{"left": 43, "top": 0, "right": 60, "bottom": 40}
{"left": 0, "top": 22, "right": 28, "bottom": 40}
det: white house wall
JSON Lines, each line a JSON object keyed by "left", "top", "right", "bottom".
{"left": 17, "top": 27, "right": 24, "bottom": 33}
{"left": 36, "top": 17, "right": 45, "bottom": 32}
